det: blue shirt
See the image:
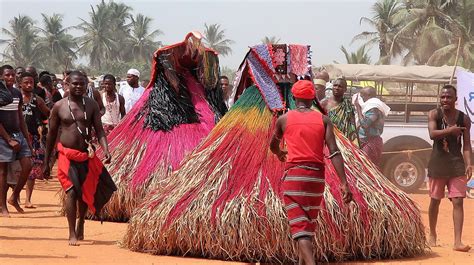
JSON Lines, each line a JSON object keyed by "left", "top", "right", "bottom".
{"left": 359, "top": 108, "right": 384, "bottom": 141}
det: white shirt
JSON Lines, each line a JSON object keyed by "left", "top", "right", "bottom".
{"left": 119, "top": 84, "right": 144, "bottom": 113}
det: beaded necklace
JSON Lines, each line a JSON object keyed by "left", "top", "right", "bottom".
{"left": 67, "top": 96, "right": 94, "bottom": 158}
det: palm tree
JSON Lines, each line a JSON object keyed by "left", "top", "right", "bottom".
{"left": 108, "top": 1, "right": 133, "bottom": 60}
{"left": 425, "top": 0, "right": 474, "bottom": 69}
{"left": 337, "top": 45, "right": 372, "bottom": 64}
{"left": 37, "top": 13, "right": 77, "bottom": 72}
{"left": 390, "top": 0, "right": 462, "bottom": 64}
{"left": 352, "top": 0, "right": 404, "bottom": 64}
{"left": 76, "top": 1, "right": 117, "bottom": 70}
{"left": 126, "top": 14, "right": 163, "bottom": 63}
{"left": 202, "top": 23, "right": 234, "bottom": 56}
{"left": 261, "top": 36, "right": 280, "bottom": 44}
{"left": 0, "top": 15, "right": 42, "bottom": 66}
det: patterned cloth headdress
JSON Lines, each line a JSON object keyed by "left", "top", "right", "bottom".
{"left": 231, "top": 44, "right": 312, "bottom": 111}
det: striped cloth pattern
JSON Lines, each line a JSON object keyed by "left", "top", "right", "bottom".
{"left": 0, "top": 98, "right": 19, "bottom": 111}
{"left": 282, "top": 162, "right": 325, "bottom": 239}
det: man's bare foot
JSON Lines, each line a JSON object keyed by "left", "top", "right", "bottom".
{"left": 428, "top": 234, "right": 437, "bottom": 247}
{"left": 24, "top": 202, "right": 36, "bottom": 209}
{"left": 453, "top": 244, "right": 471, "bottom": 252}
{"left": 69, "top": 234, "right": 80, "bottom": 246}
{"left": 1, "top": 208, "right": 10, "bottom": 217}
{"left": 76, "top": 221, "right": 84, "bottom": 240}
{"left": 7, "top": 198, "right": 24, "bottom": 213}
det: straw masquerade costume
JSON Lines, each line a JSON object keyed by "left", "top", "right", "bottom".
{"left": 124, "top": 44, "right": 426, "bottom": 263}
{"left": 88, "top": 32, "right": 226, "bottom": 221}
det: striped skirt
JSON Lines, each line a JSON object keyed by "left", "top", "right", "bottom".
{"left": 282, "top": 162, "right": 325, "bottom": 239}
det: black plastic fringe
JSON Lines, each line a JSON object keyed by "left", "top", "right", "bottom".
{"left": 139, "top": 70, "right": 199, "bottom": 132}
{"left": 205, "top": 85, "right": 228, "bottom": 122}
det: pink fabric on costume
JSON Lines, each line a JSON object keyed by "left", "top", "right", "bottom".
{"left": 429, "top": 176, "right": 467, "bottom": 199}
{"left": 289, "top": 45, "right": 308, "bottom": 76}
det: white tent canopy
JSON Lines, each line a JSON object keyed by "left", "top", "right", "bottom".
{"left": 322, "top": 64, "right": 467, "bottom": 84}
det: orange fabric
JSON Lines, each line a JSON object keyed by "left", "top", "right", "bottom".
{"left": 56, "top": 143, "right": 103, "bottom": 214}
{"left": 284, "top": 110, "right": 325, "bottom": 164}
{"left": 291, "top": 80, "right": 315, "bottom": 99}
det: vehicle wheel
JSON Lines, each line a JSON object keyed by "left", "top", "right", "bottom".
{"left": 383, "top": 153, "right": 425, "bottom": 193}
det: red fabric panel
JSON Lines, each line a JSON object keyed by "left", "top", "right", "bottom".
{"left": 284, "top": 110, "right": 325, "bottom": 164}
{"left": 57, "top": 149, "right": 72, "bottom": 191}
{"left": 56, "top": 143, "right": 102, "bottom": 214}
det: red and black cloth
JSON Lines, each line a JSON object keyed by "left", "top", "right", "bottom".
{"left": 57, "top": 143, "right": 116, "bottom": 216}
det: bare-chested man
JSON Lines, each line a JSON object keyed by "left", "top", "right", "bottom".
{"left": 43, "top": 71, "right": 115, "bottom": 246}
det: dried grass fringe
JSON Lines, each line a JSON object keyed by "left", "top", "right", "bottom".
{"left": 123, "top": 133, "right": 427, "bottom": 263}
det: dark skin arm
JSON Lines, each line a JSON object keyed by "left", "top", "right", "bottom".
{"left": 323, "top": 115, "right": 352, "bottom": 203}
{"left": 118, "top": 94, "right": 126, "bottom": 118}
{"left": 91, "top": 99, "right": 111, "bottom": 164}
{"left": 428, "top": 109, "right": 465, "bottom": 140}
{"left": 0, "top": 124, "right": 20, "bottom": 152}
{"left": 43, "top": 103, "right": 61, "bottom": 178}
{"left": 462, "top": 114, "right": 472, "bottom": 180}
{"left": 269, "top": 115, "right": 288, "bottom": 161}
{"left": 93, "top": 89, "right": 105, "bottom": 116}
{"left": 36, "top": 96, "right": 50, "bottom": 117}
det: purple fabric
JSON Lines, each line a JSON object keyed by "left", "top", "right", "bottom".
{"left": 247, "top": 51, "right": 284, "bottom": 111}
{"left": 252, "top": 44, "right": 275, "bottom": 73}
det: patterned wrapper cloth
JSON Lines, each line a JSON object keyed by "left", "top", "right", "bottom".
{"left": 361, "top": 136, "right": 383, "bottom": 167}
{"left": 282, "top": 162, "right": 325, "bottom": 239}
{"left": 29, "top": 134, "right": 45, "bottom": 180}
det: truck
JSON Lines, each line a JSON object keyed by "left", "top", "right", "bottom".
{"left": 324, "top": 64, "right": 468, "bottom": 193}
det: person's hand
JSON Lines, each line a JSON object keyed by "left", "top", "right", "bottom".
{"left": 448, "top": 126, "right": 465, "bottom": 137}
{"left": 341, "top": 182, "right": 353, "bottom": 203}
{"left": 277, "top": 150, "right": 288, "bottom": 162}
{"left": 7, "top": 138, "right": 21, "bottom": 152}
{"left": 103, "top": 151, "right": 112, "bottom": 164}
{"left": 42, "top": 163, "right": 51, "bottom": 179}
{"left": 466, "top": 165, "right": 472, "bottom": 180}
{"left": 354, "top": 94, "right": 361, "bottom": 109}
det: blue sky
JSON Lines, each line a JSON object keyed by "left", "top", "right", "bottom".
{"left": 0, "top": 0, "right": 378, "bottom": 69}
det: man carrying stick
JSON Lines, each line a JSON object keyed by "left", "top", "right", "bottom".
{"left": 270, "top": 80, "right": 352, "bottom": 265}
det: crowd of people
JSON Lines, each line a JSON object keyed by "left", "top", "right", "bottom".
{"left": 0, "top": 62, "right": 471, "bottom": 257}
{"left": 0, "top": 65, "right": 145, "bottom": 218}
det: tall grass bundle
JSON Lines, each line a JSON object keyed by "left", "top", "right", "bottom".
{"left": 123, "top": 85, "right": 426, "bottom": 263}
{"left": 59, "top": 33, "right": 224, "bottom": 221}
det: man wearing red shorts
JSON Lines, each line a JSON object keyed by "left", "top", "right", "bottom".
{"left": 427, "top": 84, "right": 472, "bottom": 252}
{"left": 270, "top": 80, "right": 352, "bottom": 265}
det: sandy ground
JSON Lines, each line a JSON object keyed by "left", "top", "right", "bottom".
{"left": 0, "top": 179, "right": 472, "bottom": 265}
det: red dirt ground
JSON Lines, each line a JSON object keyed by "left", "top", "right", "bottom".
{"left": 1, "top": 179, "right": 472, "bottom": 264}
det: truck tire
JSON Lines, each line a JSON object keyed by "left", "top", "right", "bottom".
{"left": 383, "top": 153, "right": 425, "bottom": 193}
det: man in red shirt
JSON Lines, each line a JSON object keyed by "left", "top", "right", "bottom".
{"left": 270, "top": 80, "right": 352, "bottom": 265}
